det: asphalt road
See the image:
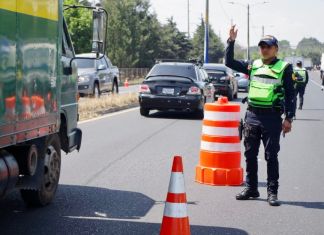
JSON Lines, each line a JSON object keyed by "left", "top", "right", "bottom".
{"left": 1, "top": 72, "right": 324, "bottom": 235}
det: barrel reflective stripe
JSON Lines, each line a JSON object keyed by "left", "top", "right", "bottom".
{"left": 200, "top": 141, "right": 241, "bottom": 152}
{"left": 204, "top": 111, "right": 240, "bottom": 121}
{"left": 163, "top": 202, "right": 188, "bottom": 218}
{"left": 251, "top": 76, "right": 281, "bottom": 84}
{"left": 168, "top": 172, "right": 185, "bottom": 194}
{"left": 202, "top": 126, "right": 239, "bottom": 136}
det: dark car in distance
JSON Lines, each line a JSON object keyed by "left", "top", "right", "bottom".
{"left": 138, "top": 61, "right": 214, "bottom": 118}
{"left": 203, "top": 63, "right": 238, "bottom": 100}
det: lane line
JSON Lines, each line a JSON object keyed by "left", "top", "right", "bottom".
{"left": 310, "top": 79, "right": 323, "bottom": 88}
{"left": 64, "top": 216, "right": 144, "bottom": 222}
{"left": 78, "top": 107, "right": 139, "bottom": 125}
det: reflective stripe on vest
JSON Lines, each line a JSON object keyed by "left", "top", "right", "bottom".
{"left": 251, "top": 76, "right": 282, "bottom": 85}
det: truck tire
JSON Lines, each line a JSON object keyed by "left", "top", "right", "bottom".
{"left": 20, "top": 134, "right": 61, "bottom": 207}
{"left": 112, "top": 79, "right": 119, "bottom": 94}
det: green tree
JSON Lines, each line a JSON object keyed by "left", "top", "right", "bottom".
{"left": 190, "top": 18, "right": 224, "bottom": 63}
{"left": 278, "top": 40, "right": 292, "bottom": 59}
{"left": 157, "top": 17, "right": 192, "bottom": 60}
{"left": 64, "top": 0, "right": 93, "bottom": 54}
{"left": 296, "top": 38, "right": 324, "bottom": 65}
{"left": 103, "top": 0, "right": 164, "bottom": 67}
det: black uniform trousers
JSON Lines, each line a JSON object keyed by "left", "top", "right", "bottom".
{"left": 295, "top": 84, "right": 306, "bottom": 108}
{"left": 244, "top": 109, "right": 282, "bottom": 194}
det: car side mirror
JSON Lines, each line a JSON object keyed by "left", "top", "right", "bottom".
{"left": 63, "top": 65, "right": 72, "bottom": 75}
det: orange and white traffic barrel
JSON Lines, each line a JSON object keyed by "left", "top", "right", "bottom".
{"left": 160, "top": 156, "right": 190, "bottom": 235}
{"left": 195, "top": 97, "right": 243, "bottom": 186}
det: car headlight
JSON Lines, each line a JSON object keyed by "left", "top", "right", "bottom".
{"left": 78, "top": 76, "right": 90, "bottom": 83}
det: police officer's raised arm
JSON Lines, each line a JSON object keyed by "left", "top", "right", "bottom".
{"left": 225, "top": 25, "right": 249, "bottom": 75}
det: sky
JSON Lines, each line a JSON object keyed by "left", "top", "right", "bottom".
{"left": 149, "top": 0, "right": 324, "bottom": 48}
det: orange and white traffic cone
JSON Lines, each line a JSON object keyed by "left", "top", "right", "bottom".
{"left": 124, "top": 79, "right": 129, "bottom": 88}
{"left": 160, "top": 156, "right": 191, "bottom": 235}
{"left": 21, "top": 96, "right": 31, "bottom": 120}
{"left": 5, "top": 96, "right": 16, "bottom": 120}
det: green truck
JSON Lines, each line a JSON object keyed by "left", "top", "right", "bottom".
{"left": 0, "top": 0, "right": 106, "bottom": 206}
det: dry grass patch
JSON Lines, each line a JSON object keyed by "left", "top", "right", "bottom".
{"left": 78, "top": 92, "right": 138, "bottom": 121}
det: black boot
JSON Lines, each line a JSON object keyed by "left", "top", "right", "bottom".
{"left": 236, "top": 188, "right": 260, "bottom": 200}
{"left": 268, "top": 193, "right": 280, "bottom": 206}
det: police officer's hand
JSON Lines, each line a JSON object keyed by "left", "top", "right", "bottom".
{"left": 229, "top": 25, "right": 238, "bottom": 41}
{"left": 282, "top": 119, "right": 292, "bottom": 134}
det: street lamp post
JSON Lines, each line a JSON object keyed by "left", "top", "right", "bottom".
{"left": 228, "top": 1, "right": 268, "bottom": 60}
{"left": 188, "top": 0, "right": 190, "bottom": 38}
{"left": 247, "top": 4, "right": 250, "bottom": 60}
{"left": 204, "top": 0, "right": 209, "bottom": 63}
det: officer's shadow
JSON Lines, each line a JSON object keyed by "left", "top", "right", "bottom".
{"left": 256, "top": 198, "right": 324, "bottom": 210}
{"left": 255, "top": 182, "right": 324, "bottom": 210}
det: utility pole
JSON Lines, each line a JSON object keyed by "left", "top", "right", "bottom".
{"left": 204, "top": 0, "right": 209, "bottom": 63}
{"left": 247, "top": 4, "right": 250, "bottom": 61}
{"left": 187, "top": 0, "right": 190, "bottom": 38}
{"left": 228, "top": 1, "right": 268, "bottom": 61}
{"left": 262, "top": 25, "right": 264, "bottom": 37}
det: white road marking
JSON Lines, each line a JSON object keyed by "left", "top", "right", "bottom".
{"left": 64, "top": 215, "right": 143, "bottom": 222}
{"left": 78, "top": 107, "right": 139, "bottom": 125}
{"left": 310, "top": 79, "right": 322, "bottom": 88}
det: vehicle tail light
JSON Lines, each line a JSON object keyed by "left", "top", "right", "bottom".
{"left": 187, "top": 86, "right": 201, "bottom": 95}
{"left": 139, "top": 84, "right": 151, "bottom": 94}
{"left": 244, "top": 74, "right": 249, "bottom": 79}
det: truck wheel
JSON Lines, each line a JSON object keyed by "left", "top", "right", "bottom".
{"left": 20, "top": 134, "right": 61, "bottom": 207}
{"left": 92, "top": 83, "right": 100, "bottom": 98}
{"left": 140, "top": 107, "right": 150, "bottom": 117}
{"left": 112, "top": 79, "right": 119, "bottom": 94}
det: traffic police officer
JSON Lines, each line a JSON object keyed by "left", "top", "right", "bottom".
{"left": 293, "top": 61, "right": 309, "bottom": 110}
{"left": 225, "top": 25, "right": 295, "bottom": 206}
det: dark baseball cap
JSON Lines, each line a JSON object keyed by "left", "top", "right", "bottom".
{"left": 296, "top": 60, "right": 302, "bottom": 65}
{"left": 258, "top": 35, "right": 278, "bottom": 47}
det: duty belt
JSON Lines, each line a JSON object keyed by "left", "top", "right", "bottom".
{"left": 247, "top": 106, "right": 282, "bottom": 114}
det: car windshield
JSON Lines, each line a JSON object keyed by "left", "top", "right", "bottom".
{"left": 148, "top": 64, "right": 197, "bottom": 80}
{"left": 206, "top": 70, "right": 226, "bottom": 80}
{"left": 75, "top": 59, "right": 95, "bottom": 69}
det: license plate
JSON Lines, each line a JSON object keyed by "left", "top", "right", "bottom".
{"left": 162, "top": 88, "right": 174, "bottom": 95}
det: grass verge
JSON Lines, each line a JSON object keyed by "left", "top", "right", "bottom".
{"left": 78, "top": 92, "right": 138, "bottom": 121}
